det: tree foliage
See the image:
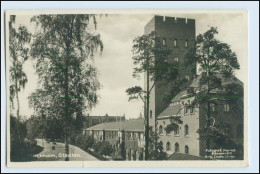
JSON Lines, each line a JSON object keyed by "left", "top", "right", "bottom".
{"left": 183, "top": 27, "right": 243, "bottom": 155}
{"left": 148, "top": 127, "right": 167, "bottom": 160}
{"left": 164, "top": 116, "right": 183, "bottom": 134}
{"left": 29, "top": 14, "right": 104, "bottom": 158}
{"left": 9, "top": 15, "right": 31, "bottom": 118}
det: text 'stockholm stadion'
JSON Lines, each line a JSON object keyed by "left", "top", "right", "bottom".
{"left": 84, "top": 16, "right": 244, "bottom": 160}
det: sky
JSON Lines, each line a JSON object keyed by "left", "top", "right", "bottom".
{"left": 10, "top": 13, "right": 247, "bottom": 120}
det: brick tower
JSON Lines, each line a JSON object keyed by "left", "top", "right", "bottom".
{"left": 144, "top": 15, "right": 196, "bottom": 131}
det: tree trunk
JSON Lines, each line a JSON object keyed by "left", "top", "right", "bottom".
{"left": 206, "top": 60, "right": 211, "bottom": 150}
{"left": 15, "top": 81, "right": 21, "bottom": 140}
{"left": 64, "top": 48, "right": 70, "bottom": 161}
{"left": 145, "top": 58, "right": 149, "bottom": 160}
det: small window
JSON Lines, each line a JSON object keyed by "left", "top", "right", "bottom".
{"left": 150, "top": 110, "right": 153, "bottom": 119}
{"left": 224, "top": 103, "right": 230, "bottom": 112}
{"left": 185, "top": 40, "right": 189, "bottom": 48}
{"left": 174, "top": 57, "right": 179, "bottom": 62}
{"left": 174, "top": 125, "right": 179, "bottom": 136}
{"left": 159, "top": 125, "right": 163, "bottom": 135}
{"left": 210, "top": 103, "right": 215, "bottom": 112}
{"left": 166, "top": 142, "right": 171, "bottom": 151}
{"left": 190, "top": 105, "right": 194, "bottom": 113}
{"left": 174, "top": 39, "right": 178, "bottom": 47}
{"left": 185, "top": 104, "right": 189, "bottom": 114}
{"left": 184, "top": 125, "right": 189, "bottom": 136}
{"left": 175, "top": 143, "right": 179, "bottom": 152}
{"left": 174, "top": 17, "right": 177, "bottom": 23}
{"left": 185, "top": 145, "right": 189, "bottom": 154}
{"left": 185, "top": 75, "right": 190, "bottom": 81}
{"left": 162, "top": 38, "right": 166, "bottom": 46}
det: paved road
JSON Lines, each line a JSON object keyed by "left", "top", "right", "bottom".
{"left": 34, "top": 139, "right": 98, "bottom": 161}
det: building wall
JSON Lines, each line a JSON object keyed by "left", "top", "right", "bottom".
{"left": 85, "top": 129, "right": 145, "bottom": 160}
{"left": 144, "top": 15, "right": 196, "bottom": 131}
{"left": 157, "top": 96, "right": 201, "bottom": 157}
{"left": 157, "top": 94, "right": 244, "bottom": 159}
{"left": 198, "top": 101, "right": 244, "bottom": 158}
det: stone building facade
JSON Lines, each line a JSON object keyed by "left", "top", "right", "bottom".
{"left": 144, "top": 15, "right": 196, "bottom": 130}
{"left": 157, "top": 75, "right": 244, "bottom": 159}
{"left": 84, "top": 118, "right": 145, "bottom": 160}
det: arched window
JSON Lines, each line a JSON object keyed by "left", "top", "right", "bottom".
{"left": 185, "top": 40, "right": 189, "bottom": 48}
{"left": 184, "top": 104, "right": 189, "bottom": 114}
{"left": 150, "top": 110, "right": 152, "bottom": 119}
{"left": 185, "top": 75, "right": 190, "bottom": 81}
{"left": 174, "top": 39, "right": 178, "bottom": 47}
{"left": 166, "top": 142, "right": 171, "bottom": 151}
{"left": 159, "top": 125, "right": 163, "bottom": 135}
{"left": 174, "top": 125, "right": 179, "bottom": 136}
{"left": 210, "top": 103, "right": 215, "bottom": 112}
{"left": 174, "top": 57, "right": 179, "bottom": 62}
{"left": 175, "top": 143, "right": 179, "bottom": 152}
{"left": 190, "top": 105, "right": 194, "bottom": 113}
{"left": 185, "top": 145, "right": 189, "bottom": 154}
{"left": 184, "top": 124, "right": 189, "bottom": 136}
{"left": 162, "top": 38, "right": 166, "bottom": 46}
{"left": 224, "top": 103, "right": 230, "bottom": 112}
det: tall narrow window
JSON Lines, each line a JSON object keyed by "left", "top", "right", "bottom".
{"left": 184, "top": 124, "right": 189, "bottom": 136}
{"left": 174, "top": 57, "right": 179, "bottom": 62}
{"left": 185, "top": 145, "right": 189, "bottom": 154}
{"left": 185, "top": 75, "right": 190, "bottom": 81}
{"left": 150, "top": 110, "right": 152, "bottom": 119}
{"left": 190, "top": 105, "right": 194, "bottom": 113}
{"left": 224, "top": 103, "right": 230, "bottom": 112}
{"left": 162, "top": 38, "right": 166, "bottom": 46}
{"left": 185, "top": 104, "right": 189, "bottom": 114}
{"left": 174, "top": 39, "right": 178, "bottom": 47}
{"left": 159, "top": 125, "right": 163, "bottom": 135}
{"left": 175, "top": 143, "right": 179, "bottom": 152}
{"left": 166, "top": 142, "right": 171, "bottom": 151}
{"left": 174, "top": 125, "right": 179, "bottom": 136}
{"left": 210, "top": 103, "right": 216, "bottom": 112}
{"left": 185, "top": 40, "right": 189, "bottom": 48}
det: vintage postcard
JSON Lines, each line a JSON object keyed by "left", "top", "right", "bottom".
{"left": 5, "top": 9, "right": 248, "bottom": 167}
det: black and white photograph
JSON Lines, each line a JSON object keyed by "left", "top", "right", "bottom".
{"left": 4, "top": 9, "right": 250, "bottom": 168}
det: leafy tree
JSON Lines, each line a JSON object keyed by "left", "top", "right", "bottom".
{"left": 26, "top": 115, "right": 42, "bottom": 141}
{"left": 93, "top": 141, "right": 103, "bottom": 155}
{"left": 73, "top": 134, "right": 94, "bottom": 151}
{"left": 164, "top": 116, "right": 183, "bottom": 134}
{"left": 9, "top": 15, "right": 31, "bottom": 139}
{"left": 10, "top": 114, "right": 27, "bottom": 142}
{"left": 126, "top": 31, "right": 182, "bottom": 160}
{"left": 100, "top": 141, "right": 115, "bottom": 159}
{"left": 93, "top": 141, "right": 115, "bottom": 159}
{"left": 29, "top": 14, "right": 103, "bottom": 160}
{"left": 166, "top": 27, "right": 243, "bottom": 158}
{"left": 148, "top": 127, "right": 167, "bottom": 160}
